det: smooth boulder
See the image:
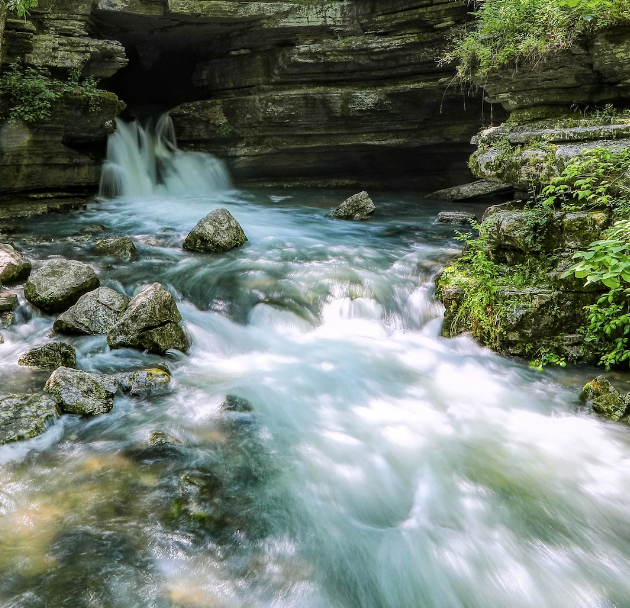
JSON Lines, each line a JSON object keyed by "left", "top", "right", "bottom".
{"left": 24, "top": 259, "right": 100, "bottom": 313}
{"left": 54, "top": 287, "right": 130, "bottom": 335}
{"left": 0, "top": 243, "right": 31, "bottom": 283}
{"left": 436, "top": 211, "right": 476, "bottom": 226}
{"left": 581, "top": 376, "right": 630, "bottom": 421}
{"left": 183, "top": 208, "right": 247, "bottom": 253}
{"left": 107, "top": 283, "right": 189, "bottom": 355}
{"left": 18, "top": 343, "right": 76, "bottom": 371}
{"left": 331, "top": 191, "right": 375, "bottom": 221}
{"left": 95, "top": 236, "right": 136, "bottom": 259}
{"left": 45, "top": 367, "right": 118, "bottom": 415}
{"left": 116, "top": 368, "right": 171, "bottom": 396}
{"left": 0, "top": 394, "right": 61, "bottom": 444}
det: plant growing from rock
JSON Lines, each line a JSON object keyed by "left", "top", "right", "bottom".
{"left": 563, "top": 219, "right": 630, "bottom": 368}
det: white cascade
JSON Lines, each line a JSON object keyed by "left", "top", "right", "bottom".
{"left": 99, "top": 114, "right": 233, "bottom": 198}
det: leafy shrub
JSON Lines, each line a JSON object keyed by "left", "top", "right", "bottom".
{"left": 5, "top": 0, "right": 38, "bottom": 17}
{"left": 563, "top": 220, "right": 630, "bottom": 368}
{"left": 443, "top": 0, "right": 630, "bottom": 78}
{"left": 538, "top": 146, "right": 630, "bottom": 216}
{"left": 0, "top": 63, "right": 104, "bottom": 123}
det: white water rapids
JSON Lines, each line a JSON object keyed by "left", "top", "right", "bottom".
{"left": 1, "top": 116, "right": 630, "bottom": 607}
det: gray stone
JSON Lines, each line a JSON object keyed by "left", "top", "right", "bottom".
{"left": 44, "top": 367, "right": 118, "bottom": 415}
{"left": 18, "top": 343, "right": 76, "bottom": 370}
{"left": 95, "top": 236, "right": 136, "bottom": 259}
{"left": 79, "top": 224, "right": 107, "bottom": 235}
{"left": 436, "top": 211, "right": 476, "bottom": 226}
{"left": 183, "top": 208, "right": 248, "bottom": 253}
{"left": 54, "top": 287, "right": 130, "bottom": 335}
{"left": 428, "top": 180, "right": 512, "bottom": 201}
{"left": 116, "top": 368, "right": 171, "bottom": 396}
{"left": 0, "top": 243, "right": 32, "bottom": 284}
{"left": 24, "top": 259, "right": 100, "bottom": 313}
{"left": 0, "top": 311, "right": 15, "bottom": 328}
{"left": 220, "top": 394, "right": 253, "bottom": 412}
{"left": 582, "top": 376, "right": 630, "bottom": 421}
{"left": 0, "top": 292, "right": 18, "bottom": 312}
{"left": 331, "top": 191, "right": 375, "bottom": 221}
{"left": 107, "top": 283, "right": 190, "bottom": 355}
{"left": 0, "top": 394, "right": 61, "bottom": 444}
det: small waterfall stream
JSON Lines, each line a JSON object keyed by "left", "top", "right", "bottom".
{"left": 1, "top": 118, "right": 630, "bottom": 607}
{"left": 99, "top": 114, "right": 232, "bottom": 198}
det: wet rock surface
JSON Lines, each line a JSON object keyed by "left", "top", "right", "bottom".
{"left": 0, "top": 291, "right": 18, "bottom": 311}
{"left": 429, "top": 180, "right": 512, "bottom": 201}
{"left": 116, "top": 368, "right": 171, "bottom": 396}
{"left": 582, "top": 376, "right": 630, "bottom": 421}
{"left": 221, "top": 394, "right": 253, "bottom": 412}
{"left": 0, "top": 394, "right": 61, "bottom": 444}
{"left": 331, "top": 191, "right": 375, "bottom": 221}
{"left": 0, "top": 243, "right": 32, "bottom": 283}
{"left": 95, "top": 236, "right": 136, "bottom": 259}
{"left": 107, "top": 283, "right": 189, "bottom": 355}
{"left": 25, "top": 259, "right": 100, "bottom": 314}
{"left": 18, "top": 343, "right": 77, "bottom": 371}
{"left": 45, "top": 367, "right": 118, "bottom": 415}
{"left": 436, "top": 211, "right": 476, "bottom": 225}
{"left": 54, "top": 286, "right": 130, "bottom": 335}
{"left": 183, "top": 208, "right": 248, "bottom": 253}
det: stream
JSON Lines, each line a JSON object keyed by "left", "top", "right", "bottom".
{"left": 1, "top": 118, "right": 630, "bottom": 608}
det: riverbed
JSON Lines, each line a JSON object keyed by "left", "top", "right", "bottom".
{"left": 2, "top": 129, "right": 630, "bottom": 607}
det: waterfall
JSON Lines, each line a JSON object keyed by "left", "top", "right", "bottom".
{"left": 99, "top": 114, "right": 233, "bottom": 198}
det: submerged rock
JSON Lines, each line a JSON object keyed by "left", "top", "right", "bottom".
{"left": 331, "top": 191, "right": 375, "bottom": 221}
{"left": 45, "top": 367, "right": 118, "bottom": 415}
{"left": 581, "top": 376, "right": 630, "bottom": 421}
{"left": 95, "top": 236, "right": 136, "bottom": 259}
{"left": 54, "top": 287, "right": 130, "bottom": 335}
{"left": 0, "top": 243, "right": 32, "bottom": 283}
{"left": 0, "top": 292, "right": 18, "bottom": 312}
{"left": 79, "top": 224, "right": 107, "bottom": 235}
{"left": 436, "top": 211, "right": 476, "bottom": 225}
{"left": 18, "top": 343, "right": 76, "bottom": 371}
{"left": 428, "top": 180, "right": 512, "bottom": 201}
{"left": 0, "top": 394, "right": 61, "bottom": 444}
{"left": 107, "top": 283, "right": 190, "bottom": 355}
{"left": 220, "top": 394, "right": 253, "bottom": 412}
{"left": 25, "top": 259, "right": 100, "bottom": 313}
{"left": 116, "top": 368, "right": 171, "bottom": 396}
{"left": 183, "top": 208, "right": 248, "bottom": 253}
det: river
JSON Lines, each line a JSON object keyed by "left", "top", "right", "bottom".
{"left": 1, "top": 118, "right": 630, "bottom": 608}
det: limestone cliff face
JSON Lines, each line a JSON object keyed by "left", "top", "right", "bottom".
{"left": 468, "top": 27, "right": 630, "bottom": 190}
{"left": 0, "top": 1, "right": 127, "bottom": 199}
{"left": 0, "top": 0, "right": 499, "bottom": 194}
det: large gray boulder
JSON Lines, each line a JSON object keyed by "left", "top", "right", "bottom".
{"left": 0, "top": 243, "right": 31, "bottom": 283}
{"left": 18, "top": 343, "right": 76, "bottom": 371}
{"left": 107, "top": 283, "right": 190, "bottom": 355}
{"left": 183, "top": 208, "right": 248, "bottom": 253}
{"left": 0, "top": 394, "right": 61, "bottom": 444}
{"left": 44, "top": 367, "right": 118, "bottom": 415}
{"left": 54, "top": 287, "right": 130, "bottom": 335}
{"left": 331, "top": 191, "right": 375, "bottom": 221}
{"left": 24, "top": 259, "right": 100, "bottom": 313}
{"left": 95, "top": 236, "right": 136, "bottom": 260}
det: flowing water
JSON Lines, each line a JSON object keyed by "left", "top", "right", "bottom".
{"left": 1, "top": 118, "right": 630, "bottom": 608}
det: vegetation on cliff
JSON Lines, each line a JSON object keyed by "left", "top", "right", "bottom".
{"left": 0, "top": 64, "right": 105, "bottom": 123}
{"left": 440, "top": 145, "right": 630, "bottom": 368}
{"left": 444, "top": 0, "right": 630, "bottom": 78}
